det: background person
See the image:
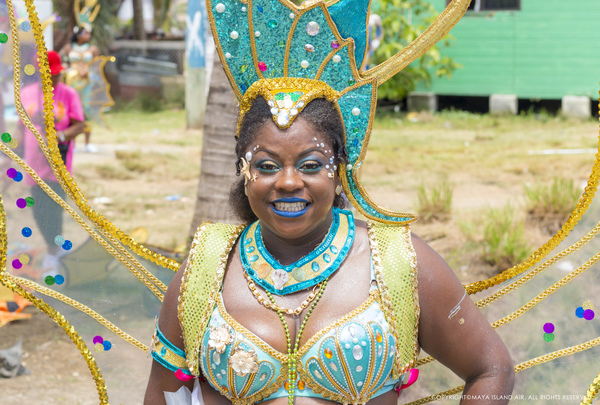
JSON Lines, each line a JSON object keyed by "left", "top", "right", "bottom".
{"left": 20, "top": 50, "right": 84, "bottom": 277}
{"left": 61, "top": 26, "right": 99, "bottom": 153}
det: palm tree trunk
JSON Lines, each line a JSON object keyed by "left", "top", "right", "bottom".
{"left": 188, "top": 53, "right": 239, "bottom": 238}
{"left": 132, "top": 0, "right": 146, "bottom": 40}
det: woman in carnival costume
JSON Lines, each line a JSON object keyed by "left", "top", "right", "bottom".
{"left": 144, "top": 0, "right": 514, "bottom": 403}
{"left": 2, "top": 0, "right": 600, "bottom": 404}
{"left": 60, "top": 0, "right": 113, "bottom": 154}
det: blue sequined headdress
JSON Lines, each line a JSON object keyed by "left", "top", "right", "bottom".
{"left": 207, "top": 0, "right": 471, "bottom": 224}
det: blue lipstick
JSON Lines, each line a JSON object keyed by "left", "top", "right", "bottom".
{"left": 270, "top": 198, "right": 310, "bottom": 218}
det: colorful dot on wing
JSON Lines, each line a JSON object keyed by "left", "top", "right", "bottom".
{"left": 575, "top": 306, "right": 585, "bottom": 318}
{"left": 103, "top": 341, "right": 112, "bottom": 351}
{"left": 21, "top": 227, "right": 32, "bottom": 237}
{"left": 543, "top": 333, "right": 554, "bottom": 342}
{"left": 25, "top": 197, "right": 34, "bottom": 207}
{"left": 24, "top": 64, "right": 35, "bottom": 75}
{"left": 1, "top": 132, "right": 11, "bottom": 142}
{"left": 93, "top": 336, "right": 104, "bottom": 345}
{"left": 18, "top": 254, "right": 30, "bottom": 265}
{"left": 20, "top": 21, "right": 31, "bottom": 32}
{"left": 94, "top": 343, "right": 104, "bottom": 353}
{"left": 543, "top": 322, "right": 555, "bottom": 334}
{"left": 583, "top": 309, "right": 595, "bottom": 321}
{"left": 6, "top": 168, "right": 17, "bottom": 178}
{"left": 12, "top": 259, "right": 22, "bottom": 269}
{"left": 8, "top": 139, "right": 18, "bottom": 148}
{"left": 14, "top": 172, "right": 23, "bottom": 182}
{"left": 0, "top": 33, "right": 7, "bottom": 44}
{"left": 44, "top": 276, "right": 55, "bottom": 285}
{"left": 54, "top": 275, "right": 65, "bottom": 285}
{"left": 16, "top": 198, "right": 26, "bottom": 209}
{"left": 54, "top": 235, "right": 65, "bottom": 246}
{"left": 62, "top": 240, "right": 73, "bottom": 250}
{"left": 583, "top": 300, "right": 594, "bottom": 310}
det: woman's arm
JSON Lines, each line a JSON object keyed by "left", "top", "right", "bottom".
{"left": 90, "top": 45, "right": 99, "bottom": 58}
{"left": 144, "top": 261, "right": 195, "bottom": 405}
{"left": 59, "top": 119, "right": 85, "bottom": 142}
{"left": 413, "top": 234, "right": 515, "bottom": 404}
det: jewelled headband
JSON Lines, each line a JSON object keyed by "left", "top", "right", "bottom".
{"left": 208, "top": 0, "right": 471, "bottom": 224}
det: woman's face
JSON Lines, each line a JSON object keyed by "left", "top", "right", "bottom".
{"left": 78, "top": 29, "right": 91, "bottom": 43}
{"left": 245, "top": 116, "right": 339, "bottom": 242}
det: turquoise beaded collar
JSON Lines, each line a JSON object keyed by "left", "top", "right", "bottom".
{"left": 240, "top": 207, "right": 355, "bottom": 295}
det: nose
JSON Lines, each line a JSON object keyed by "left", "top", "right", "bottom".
{"left": 274, "top": 167, "right": 303, "bottom": 193}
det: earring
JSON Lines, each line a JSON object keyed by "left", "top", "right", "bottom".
{"left": 239, "top": 157, "right": 257, "bottom": 184}
{"left": 335, "top": 185, "right": 342, "bottom": 196}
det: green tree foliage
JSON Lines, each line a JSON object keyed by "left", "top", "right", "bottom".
{"left": 370, "top": 0, "right": 461, "bottom": 101}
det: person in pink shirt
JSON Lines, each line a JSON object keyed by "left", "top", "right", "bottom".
{"left": 20, "top": 50, "right": 85, "bottom": 277}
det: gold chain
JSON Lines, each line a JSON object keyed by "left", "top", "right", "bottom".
{"left": 244, "top": 271, "right": 324, "bottom": 316}
{"left": 476, "top": 219, "right": 600, "bottom": 309}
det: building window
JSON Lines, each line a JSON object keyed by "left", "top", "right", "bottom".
{"left": 448, "top": 0, "right": 520, "bottom": 11}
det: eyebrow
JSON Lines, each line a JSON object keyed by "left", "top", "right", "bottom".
{"left": 255, "top": 147, "right": 328, "bottom": 159}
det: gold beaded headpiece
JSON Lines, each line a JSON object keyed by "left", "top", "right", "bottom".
{"left": 208, "top": 0, "right": 471, "bottom": 224}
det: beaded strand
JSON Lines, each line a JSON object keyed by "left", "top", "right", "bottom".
{"left": 267, "top": 279, "right": 328, "bottom": 404}
{"left": 245, "top": 271, "right": 324, "bottom": 316}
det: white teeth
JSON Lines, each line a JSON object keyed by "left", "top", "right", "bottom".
{"left": 274, "top": 202, "right": 307, "bottom": 212}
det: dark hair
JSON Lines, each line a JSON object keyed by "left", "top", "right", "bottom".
{"left": 229, "top": 97, "right": 348, "bottom": 223}
{"left": 71, "top": 26, "right": 90, "bottom": 44}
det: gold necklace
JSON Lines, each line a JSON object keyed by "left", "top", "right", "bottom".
{"left": 244, "top": 271, "right": 324, "bottom": 316}
{"left": 268, "top": 279, "right": 328, "bottom": 404}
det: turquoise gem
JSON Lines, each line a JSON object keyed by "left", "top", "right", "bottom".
{"left": 323, "top": 253, "right": 331, "bottom": 263}
{"left": 268, "top": 19, "right": 278, "bottom": 28}
{"left": 330, "top": 246, "right": 338, "bottom": 254}
{"left": 312, "top": 262, "right": 320, "bottom": 272}
{"left": 249, "top": 255, "right": 259, "bottom": 262}
{"left": 160, "top": 347, "right": 167, "bottom": 356}
{"left": 246, "top": 246, "right": 255, "bottom": 253}
{"left": 292, "top": 267, "right": 306, "bottom": 281}
{"left": 245, "top": 238, "right": 252, "bottom": 244}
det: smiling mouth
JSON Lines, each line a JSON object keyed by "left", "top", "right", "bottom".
{"left": 273, "top": 202, "right": 308, "bottom": 212}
